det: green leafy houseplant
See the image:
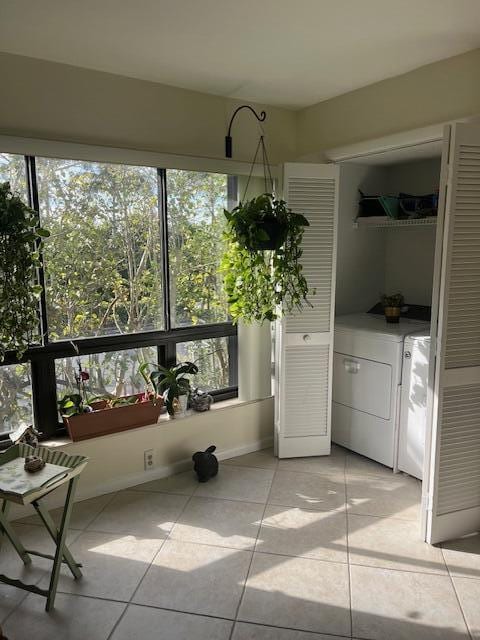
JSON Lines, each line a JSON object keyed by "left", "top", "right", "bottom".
{"left": 58, "top": 393, "right": 89, "bottom": 418}
{"left": 140, "top": 361, "right": 198, "bottom": 416}
{"left": 221, "top": 193, "right": 310, "bottom": 323}
{"left": 0, "top": 181, "right": 50, "bottom": 361}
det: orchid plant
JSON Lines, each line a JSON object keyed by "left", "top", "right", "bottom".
{"left": 58, "top": 347, "right": 93, "bottom": 417}
{"left": 58, "top": 347, "right": 157, "bottom": 418}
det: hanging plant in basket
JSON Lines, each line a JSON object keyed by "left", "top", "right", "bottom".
{"left": 221, "top": 137, "right": 311, "bottom": 323}
{"left": 0, "top": 182, "right": 50, "bottom": 361}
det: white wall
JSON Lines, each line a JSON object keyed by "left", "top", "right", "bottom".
{"left": 238, "top": 322, "right": 272, "bottom": 402}
{"left": 297, "top": 48, "right": 480, "bottom": 158}
{"left": 336, "top": 157, "right": 441, "bottom": 313}
{"left": 0, "top": 52, "right": 297, "bottom": 165}
{"left": 384, "top": 157, "right": 440, "bottom": 305}
{"left": 385, "top": 157, "right": 441, "bottom": 194}
{"left": 384, "top": 227, "right": 437, "bottom": 305}
{"left": 335, "top": 163, "right": 387, "bottom": 315}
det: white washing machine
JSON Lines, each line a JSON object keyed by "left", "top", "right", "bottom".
{"left": 398, "top": 330, "right": 431, "bottom": 480}
{"left": 332, "top": 313, "right": 429, "bottom": 468}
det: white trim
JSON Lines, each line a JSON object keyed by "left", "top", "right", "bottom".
{"left": 325, "top": 116, "right": 480, "bottom": 165}
{"left": 424, "top": 122, "right": 480, "bottom": 544}
{"left": 421, "top": 125, "right": 450, "bottom": 541}
{"left": 427, "top": 506, "right": 480, "bottom": 545}
{"left": 325, "top": 115, "right": 480, "bottom": 162}
{"left": 42, "top": 396, "right": 274, "bottom": 448}
{"left": 0, "top": 134, "right": 278, "bottom": 178}
{"left": 73, "top": 436, "right": 274, "bottom": 503}
{"left": 276, "top": 162, "right": 339, "bottom": 458}
{"left": 326, "top": 124, "right": 445, "bottom": 163}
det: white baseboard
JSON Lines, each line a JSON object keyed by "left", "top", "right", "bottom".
{"left": 10, "top": 436, "right": 274, "bottom": 521}
{"left": 76, "top": 436, "right": 274, "bottom": 502}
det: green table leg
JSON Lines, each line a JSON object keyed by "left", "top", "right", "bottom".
{"left": 32, "top": 499, "right": 82, "bottom": 580}
{"left": 0, "top": 501, "right": 31, "bottom": 565}
{"left": 45, "top": 476, "right": 78, "bottom": 612}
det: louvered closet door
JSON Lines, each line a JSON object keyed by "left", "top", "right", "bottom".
{"left": 425, "top": 123, "right": 480, "bottom": 543}
{"left": 275, "top": 163, "right": 339, "bottom": 458}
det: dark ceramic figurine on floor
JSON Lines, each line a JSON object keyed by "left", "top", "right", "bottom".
{"left": 192, "top": 445, "right": 218, "bottom": 482}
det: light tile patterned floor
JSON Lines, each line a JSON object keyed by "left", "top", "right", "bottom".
{"left": 2, "top": 445, "right": 480, "bottom": 639}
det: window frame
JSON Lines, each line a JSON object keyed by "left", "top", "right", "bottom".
{"left": 0, "top": 156, "right": 238, "bottom": 446}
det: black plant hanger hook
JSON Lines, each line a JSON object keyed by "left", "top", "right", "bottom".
{"left": 225, "top": 105, "right": 267, "bottom": 158}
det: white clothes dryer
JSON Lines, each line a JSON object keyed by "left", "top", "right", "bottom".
{"left": 332, "top": 313, "right": 429, "bottom": 467}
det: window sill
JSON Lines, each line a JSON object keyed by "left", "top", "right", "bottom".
{"left": 38, "top": 395, "right": 273, "bottom": 449}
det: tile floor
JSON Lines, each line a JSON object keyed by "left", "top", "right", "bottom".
{"left": 2, "top": 445, "right": 480, "bottom": 639}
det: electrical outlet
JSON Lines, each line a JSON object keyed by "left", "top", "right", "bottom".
{"left": 144, "top": 449, "right": 155, "bottom": 471}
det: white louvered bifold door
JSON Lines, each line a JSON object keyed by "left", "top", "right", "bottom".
{"left": 424, "top": 123, "right": 480, "bottom": 543}
{"left": 275, "top": 163, "right": 339, "bottom": 458}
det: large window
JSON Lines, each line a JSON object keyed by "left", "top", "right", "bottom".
{"left": 167, "top": 170, "right": 230, "bottom": 327}
{"left": 37, "top": 158, "right": 164, "bottom": 339}
{"left": 0, "top": 153, "right": 28, "bottom": 199}
{"left": 0, "top": 364, "right": 33, "bottom": 435}
{"left": 176, "top": 338, "right": 233, "bottom": 391}
{"left": 55, "top": 347, "right": 158, "bottom": 401}
{"left": 0, "top": 152, "right": 238, "bottom": 442}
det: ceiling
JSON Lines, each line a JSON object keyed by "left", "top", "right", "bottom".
{"left": 1, "top": 0, "right": 480, "bottom": 109}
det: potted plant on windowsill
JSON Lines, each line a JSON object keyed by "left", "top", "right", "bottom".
{"left": 58, "top": 358, "right": 163, "bottom": 441}
{"left": 381, "top": 292, "right": 404, "bottom": 324}
{"left": 140, "top": 361, "right": 198, "bottom": 418}
{"left": 222, "top": 193, "right": 311, "bottom": 323}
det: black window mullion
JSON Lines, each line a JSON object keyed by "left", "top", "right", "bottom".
{"left": 30, "top": 357, "right": 60, "bottom": 438}
{"left": 25, "top": 155, "right": 49, "bottom": 347}
{"left": 25, "top": 155, "right": 59, "bottom": 439}
{"left": 227, "top": 334, "right": 238, "bottom": 387}
{"left": 157, "top": 168, "right": 171, "bottom": 332}
{"left": 157, "top": 345, "right": 164, "bottom": 367}
{"left": 164, "top": 341, "right": 177, "bottom": 368}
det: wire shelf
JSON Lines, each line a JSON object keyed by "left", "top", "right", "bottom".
{"left": 353, "top": 216, "right": 438, "bottom": 229}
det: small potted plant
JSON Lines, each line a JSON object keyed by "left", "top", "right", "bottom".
{"left": 140, "top": 361, "right": 198, "bottom": 418}
{"left": 58, "top": 357, "right": 163, "bottom": 441}
{"left": 222, "top": 193, "right": 311, "bottom": 323}
{"left": 381, "top": 293, "right": 404, "bottom": 324}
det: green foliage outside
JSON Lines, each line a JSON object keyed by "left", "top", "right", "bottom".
{"left": 0, "top": 153, "right": 232, "bottom": 433}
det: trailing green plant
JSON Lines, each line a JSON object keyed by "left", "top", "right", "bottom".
{"left": 381, "top": 292, "right": 404, "bottom": 308}
{"left": 140, "top": 361, "right": 198, "bottom": 416}
{"left": 0, "top": 181, "right": 50, "bottom": 361}
{"left": 221, "top": 193, "right": 310, "bottom": 323}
